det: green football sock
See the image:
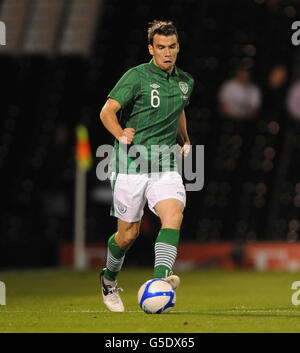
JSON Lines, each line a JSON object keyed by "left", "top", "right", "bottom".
{"left": 104, "top": 233, "right": 126, "bottom": 282}
{"left": 153, "top": 228, "right": 180, "bottom": 278}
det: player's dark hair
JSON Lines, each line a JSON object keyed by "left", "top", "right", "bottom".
{"left": 148, "top": 20, "right": 178, "bottom": 45}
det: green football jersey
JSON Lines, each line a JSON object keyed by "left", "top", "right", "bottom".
{"left": 107, "top": 59, "right": 194, "bottom": 174}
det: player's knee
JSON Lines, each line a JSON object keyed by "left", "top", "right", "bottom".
{"left": 164, "top": 209, "right": 183, "bottom": 227}
{"left": 173, "top": 210, "right": 183, "bottom": 225}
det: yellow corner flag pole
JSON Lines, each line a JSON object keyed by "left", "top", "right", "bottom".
{"left": 74, "top": 125, "right": 92, "bottom": 270}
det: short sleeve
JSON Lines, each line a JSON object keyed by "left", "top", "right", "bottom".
{"left": 108, "top": 68, "right": 139, "bottom": 108}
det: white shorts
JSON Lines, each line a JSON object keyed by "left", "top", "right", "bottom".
{"left": 109, "top": 171, "right": 186, "bottom": 222}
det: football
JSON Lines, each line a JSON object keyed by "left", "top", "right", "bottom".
{"left": 137, "top": 279, "right": 176, "bottom": 314}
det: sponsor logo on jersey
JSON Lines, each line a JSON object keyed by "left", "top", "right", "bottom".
{"left": 179, "top": 81, "right": 189, "bottom": 94}
{"left": 118, "top": 203, "right": 127, "bottom": 214}
{"left": 150, "top": 83, "right": 160, "bottom": 89}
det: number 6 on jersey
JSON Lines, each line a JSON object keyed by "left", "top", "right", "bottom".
{"left": 151, "top": 89, "right": 160, "bottom": 108}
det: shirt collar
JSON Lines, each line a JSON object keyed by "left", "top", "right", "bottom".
{"left": 149, "top": 58, "right": 178, "bottom": 78}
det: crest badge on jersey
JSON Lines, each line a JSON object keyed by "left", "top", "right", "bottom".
{"left": 150, "top": 83, "right": 160, "bottom": 89}
{"left": 118, "top": 203, "right": 127, "bottom": 214}
{"left": 179, "top": 81, "right": 189, "bottom": 94}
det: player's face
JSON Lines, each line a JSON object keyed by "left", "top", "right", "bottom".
{"left": 148, "top": 34, "right": 179, "bottom": 74}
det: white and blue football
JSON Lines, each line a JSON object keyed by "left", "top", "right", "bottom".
{"left": 137, "top": 279, "right": 176, "bottom": 314}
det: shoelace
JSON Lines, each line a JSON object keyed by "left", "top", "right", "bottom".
{"left": 107, "top": 286, "right": 124, "bottom": 304}
{"left": 107, "top": 285, "right": 124, "bottom": 295}
{"left": 107, "top": 285, "right": 123, "bottom": 295}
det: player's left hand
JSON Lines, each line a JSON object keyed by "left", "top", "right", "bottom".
{"left": 181, "top": 143, "right": 191, "bottom": 158}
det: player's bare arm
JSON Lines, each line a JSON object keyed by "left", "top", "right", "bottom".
{"left": 100, "top": 98, "right": 135, "bottom": 144}
{"left": 177, "top": 110, "right": 191, "bottom": 157}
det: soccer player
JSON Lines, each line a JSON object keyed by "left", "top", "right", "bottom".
{"left": 99, "top": 20, "right": 194, "bottom": 312}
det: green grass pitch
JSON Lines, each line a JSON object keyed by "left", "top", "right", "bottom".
{"left": 0, "top": 268, "right": 300, "bottom": 333}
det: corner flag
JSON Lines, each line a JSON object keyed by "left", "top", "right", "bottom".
{"left": 74, "top": 125, "right": 92, "bottom": 270}
{"left": 76, "top": 125, "right": 92, "bottom": 171}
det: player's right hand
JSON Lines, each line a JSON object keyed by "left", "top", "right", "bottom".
{"left": 118, "top": 128, "right": 135, "bottom": 144}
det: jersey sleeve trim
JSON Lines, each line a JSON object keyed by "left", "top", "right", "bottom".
{"left": 106, "top": 95, "right": 124, "bottom": 108}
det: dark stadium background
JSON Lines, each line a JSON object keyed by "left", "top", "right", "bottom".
{"left": 0, "top": 0, "right": 300, "bottom": 269}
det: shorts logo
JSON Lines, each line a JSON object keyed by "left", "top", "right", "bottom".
{"left": 179, "top": 81, "right": 188, "bottom": 94}
{"left": 118, "top": 203, "right": 127, "bottom": 214}
{"left": 150, "top": 83, "right": 160, "bottom": 89}
{"left": 177, "top": 191, "right": 185, "bottom": 197}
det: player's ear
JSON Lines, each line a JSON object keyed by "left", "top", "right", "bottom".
{"left": 148, "top": 44, "right": 154, "bottom": 56}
